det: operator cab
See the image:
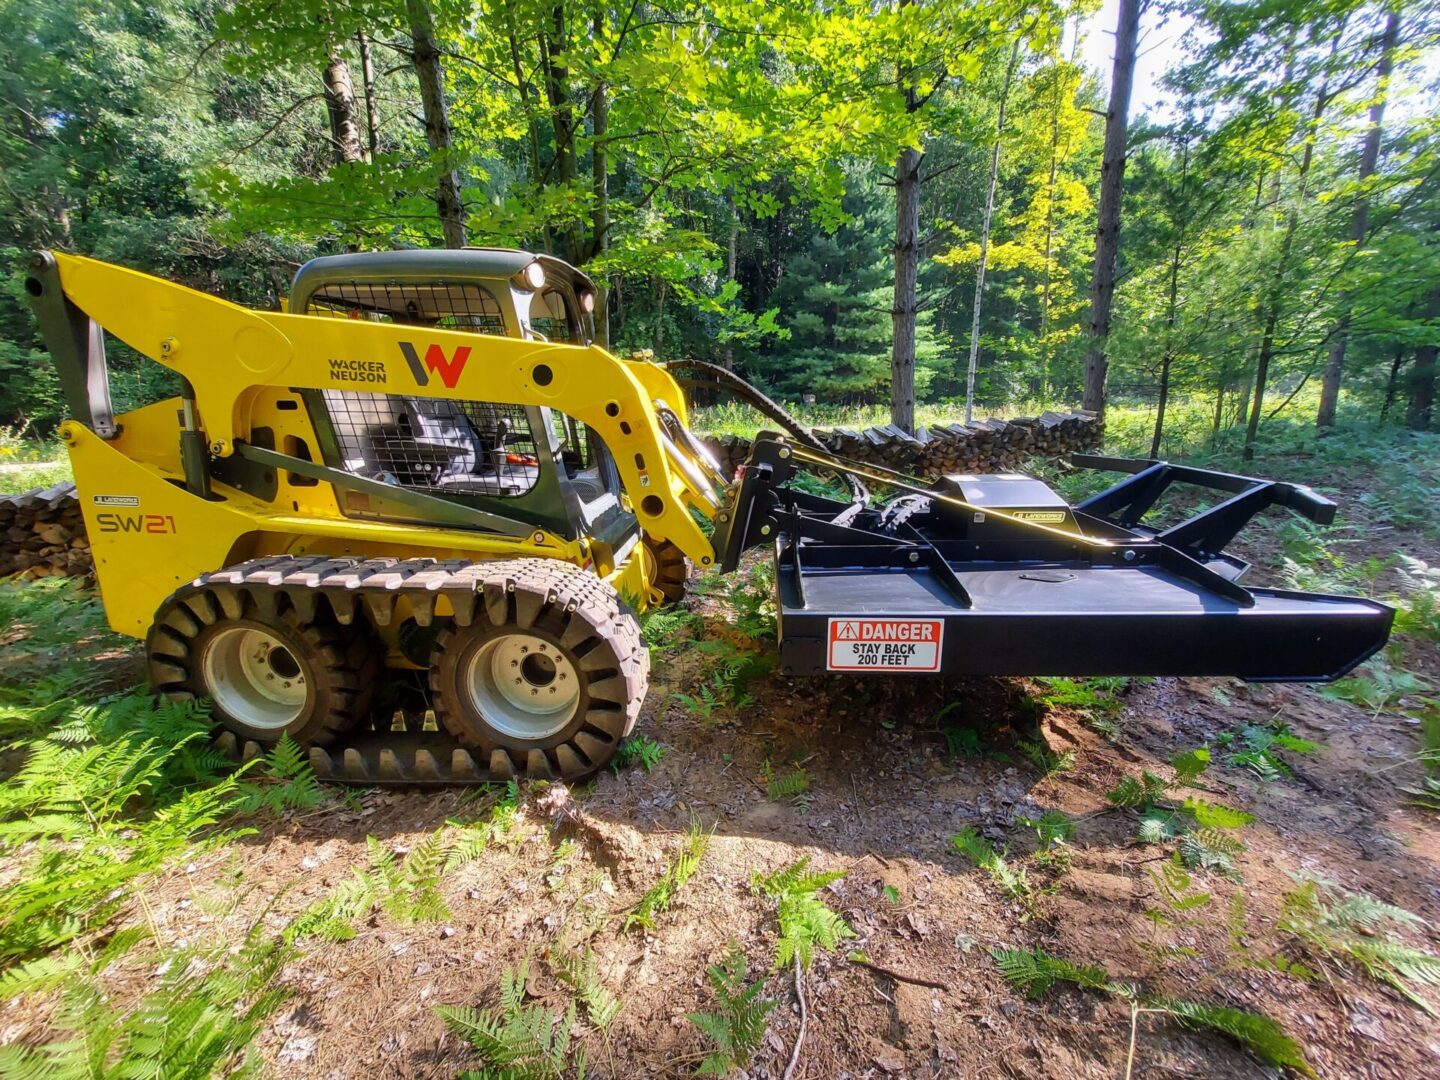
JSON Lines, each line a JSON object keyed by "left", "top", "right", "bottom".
{"left": 287, "top": 248, "right": 631, "bottom": 554}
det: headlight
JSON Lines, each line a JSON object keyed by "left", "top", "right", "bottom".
{"left": 580, "top": 290, "right": 595, "bottom": 312}
{"left": 523, "top": 261, "right": 546, "bottom": 289}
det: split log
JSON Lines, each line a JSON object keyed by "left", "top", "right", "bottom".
{"left": 0, "top": 482, "right": 94, "bottom": 580}
{"left": 699, "top": 410, "right": 1101, "bottom": 481}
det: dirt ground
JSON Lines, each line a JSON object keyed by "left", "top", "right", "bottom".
{"left": 5, "top": 505, "right": 1440, "bottom": 1078}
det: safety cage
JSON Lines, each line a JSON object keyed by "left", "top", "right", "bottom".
{"left": 297, "top": 278, "right": 624, "bottom": 542}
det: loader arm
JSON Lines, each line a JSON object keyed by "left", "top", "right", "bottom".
{"left": 26, "top": 251, "right": 721, "bottom": 568}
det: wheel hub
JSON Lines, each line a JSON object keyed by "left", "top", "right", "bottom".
{"left": 463, "top": 633, "right": 580, "bottom": 741}
{"left": 200, "top": 626, "right": 308, "bottom": 731}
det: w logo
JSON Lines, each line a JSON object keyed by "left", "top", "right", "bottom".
{"left": 399, "top": 341, "right": 471, "bottom": 389}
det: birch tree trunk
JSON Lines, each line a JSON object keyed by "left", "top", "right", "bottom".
{"left": 356, "top": 31, "right": 379, "bottom": 161}
{"left": 964, "top": 39, "right": 1022, "bottom": 423}
{"left": 322, "top": 50, "right": 365, "bottom": 165}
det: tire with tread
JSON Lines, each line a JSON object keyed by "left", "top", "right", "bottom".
{"left": 430, "top": 558, "right": 647, "bottom": 780}
{"left": 642, "top": 535, "right": 690, "bottom": 604}
{"left": 147, "top": 583, "right": 380, "bottom": 746}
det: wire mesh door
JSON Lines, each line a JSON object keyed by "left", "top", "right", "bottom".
{"left": 303, "top": 281, "right": 544, "bottom": 500}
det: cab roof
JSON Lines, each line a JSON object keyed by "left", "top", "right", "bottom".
{"left": 289, "top": 248, "right": 595, "bottom": 313}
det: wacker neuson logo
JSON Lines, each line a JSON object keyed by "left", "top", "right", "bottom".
{"left": 326, "top": 341, "right": 472, "bottom": 389}
{"left": 399, "top": 341, "right": 471, "bottom": 389}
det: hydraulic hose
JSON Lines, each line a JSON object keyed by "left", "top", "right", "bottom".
{"left": 663, "top": 358, "right": 867, "bottom": 504}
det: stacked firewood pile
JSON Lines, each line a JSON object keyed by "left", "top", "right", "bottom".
{"left": 0, "top": 482, "right": 93, "bottom": 579}
{"left": 702, "top": 410, "right": 1101, "bottom": 479}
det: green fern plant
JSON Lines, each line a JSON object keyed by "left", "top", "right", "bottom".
{"left": 0, "top": 922, "right": 293, "bottom": 1080}
{"left": 625, "top": 820, "right": 711, "bottom": 931}
{"left": 1016, "top": 809, "right": 1075, "bottom": 852}
{"left": 551, "top": 947, "right": 621, "bottom": 1032}
{"left": 752, "top": 856, "right": 854, "bottom": 970}
{"left": 238, "top": 733, "right": 324, "bottom": 815}
{"left": 1105, "top": 752, "right": 1253, "bottom": 877}
{"left": 290, "top": 827, "right": 462, "bottom": 941}
{"left": 991, "top": 946, "right": 1313, "bottom": 1077}
{"left": 765, "top": 767, "right": 810, "bottom": 811}
{"left": 438, "top": 959, "right": 580, "bottom": 1080}
{"left": 687, "top": 941, "right": 777, "bottom": 1076}
{"left": 1221, "top": 719, "right": 1322, "bottom": 778}
{"left": 1280, "top": 879, "right": 1440, "bottom": 1014}
{"left": 951, "top": 827, "right": 1035, "bottom": 903}
{"left": 0, "top": 695, "right": 251, "bottom": 961}
{"left": 612, "top": 735, "right": 666, "bottom": 772}
{"left": 1016, "top": 737, "right": 1075, "bottom": 777}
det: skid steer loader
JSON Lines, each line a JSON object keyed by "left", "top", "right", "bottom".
{"left": 23, "top": 249, "right": 1393, "bottom": 784}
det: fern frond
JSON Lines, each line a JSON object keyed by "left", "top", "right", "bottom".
{"left": 1163, "top": 999, "right": 1315, "bottom": 1076}
{"left": 991, "top": 946, "right": 1111, "bottom": 998}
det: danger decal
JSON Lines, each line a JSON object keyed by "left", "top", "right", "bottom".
{"left": 826, "top": 618, "right": 944, "bottom": 672}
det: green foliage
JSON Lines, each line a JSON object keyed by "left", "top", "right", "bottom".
{"left": 1106, "top": 771, "right": 1169, "bottom": 809}
{"left": 438, "top": 959, "right": 581, "bottom": 1080}
{"left": 1281, "top": 879, "right": 1440, "bottom": 1015}
{"left": 752, "top": 856, "right": 854, "bottom": 970}
{"left": 991, "top": 946, "right": 1313, "bottom": 1076}
{"left": 1016, "top": 809, "right": 1075, "bottom": 852}
{"left": 640, "top": 605, "right": 698, "bottom": 651}
{"left": 687, "top": 942, "right": 777, "bottom": 1076}
{"left": 1222, "top": 721, "right": 1320, "bottom": 781}
{"left": 551, "top": 947, "right": 621, "bottom": 1033}
{"left": 625, "top": 821, "right": 711, "bottom": 932}
{"left": 951, "top": 827, "right": 1033, "bottom": 902}
{"left": 1015, "top": 737, "right": 1075, "bottom": 778}
{"left": 0, "top": 922, "right": 293, "bottom": 1079}
{"left": 765, "top": 767, "right": 811, "bottom": 810}
{"left": 673, "top": 636, "right": 777, "bottom": 724}
{"left": 1177, "top": 829, "right": 1247, "bottom": 884}
{"left": 290, "top": 826, "right": 468, "bottom": 941}
{"left": 237, "top": 733, "right": 324, "bottom": 815}
{"left": 612, "top": 735, "right": 667, "bottom": 773}
{"left": 1033, "top": 677, "right": 1133, "bottom": 740}
{"left": 1163, "top": 999, "right": 1315, "bottom": 1078}
{"left": 0, "top": 694, "right": 250, "bottom": 961}
{"left": 991, "top": 946, "right": 1111, "bottom": 999}
{"left": 1105, "top": 755, "right": 1251, "bottom": 877}
{"left": 1322, "top": 661, "right": 1430, "bottom": 717}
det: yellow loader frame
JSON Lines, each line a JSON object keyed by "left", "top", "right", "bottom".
{"left": 28, "top": 252, "right": 720, "bottom": 639}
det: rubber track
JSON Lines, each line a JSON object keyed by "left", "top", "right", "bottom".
{"left": 177, "top": 555, "right": 647, "bottom": 785}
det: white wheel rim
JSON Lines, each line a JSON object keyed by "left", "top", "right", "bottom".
{"left": 463, "top": 632, "right": 580, "bottom": 741}
{"left": 201, "top": 626, "right": 308, "bottom": 731}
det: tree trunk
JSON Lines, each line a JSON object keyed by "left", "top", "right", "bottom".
{"left": 591, "top": 39, "right": 610, "bottom": 347}
{"left": 1243, "top": 50, "right": 1335, "bottom": 459}
{"left": 965, "top": 39, "right": 1022, "bottom": 423}
{"left": 1081, "top": 0, "right": 1142, "bottom": 416}
{"left": 540, "top": 3, "right": 580, "bottom": 263}
{"left": 322, "top": 49, "right": 365, "bottom": 165}
{"left": 1380, "top": 343, "right": 1407, "bottom": 421}
{"left": 1150, "top": 220, "right": 1186, "bottom": 458}
{"left": 891, "top": 144, "right": 922, "bottom": 432}
{"left": 1317, "top": 4, "right": 1401, "bottom": 428}
{"left": 356, "top": 31, "right": 379, "bottom": 160}
{"left": 1407, "top": 286, "right": 1440, "bottom": 430}
{"left": 407, "top": 0, "right": 467, "bottom": 248}
{"left": 724, "top": 197, "right": 739, "bottom": 375}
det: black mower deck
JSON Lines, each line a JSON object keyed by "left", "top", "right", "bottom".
{"left": 712, "top": 440, "right": 1394, "bottom": 683}
{"left": 775, "top": 559, "right": 1390, "bottom": 680}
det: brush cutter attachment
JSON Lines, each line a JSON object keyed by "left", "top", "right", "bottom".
{"left": 712, "top": 437, "right": 1393, "bottom": 682}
